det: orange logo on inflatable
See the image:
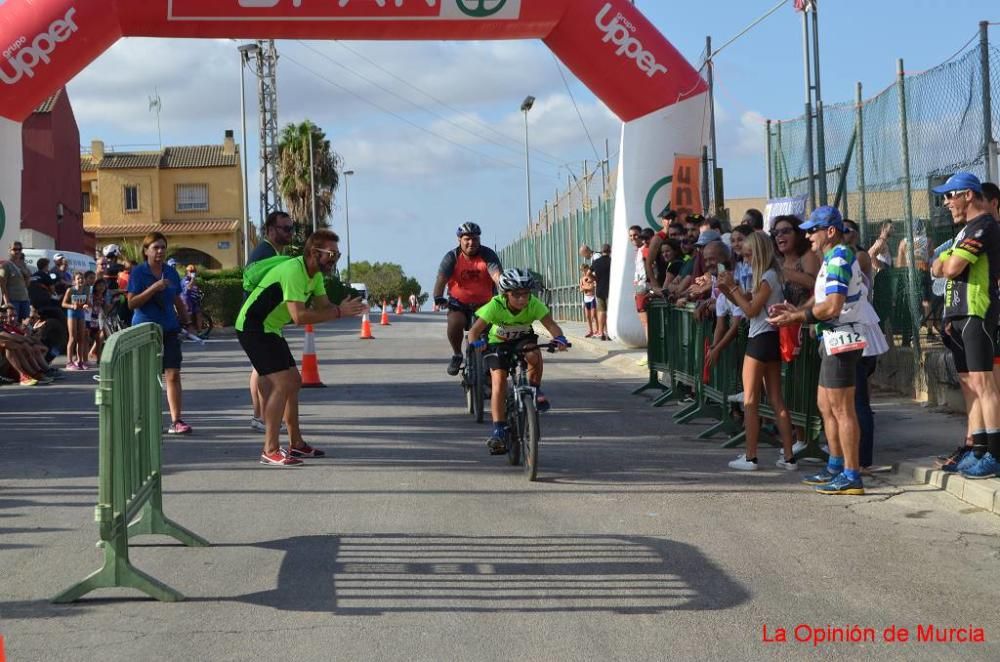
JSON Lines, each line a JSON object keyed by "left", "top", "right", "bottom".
{"left": 169, "top": 0, "right": 522, "bottom": 21}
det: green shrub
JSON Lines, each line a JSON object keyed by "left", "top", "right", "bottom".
{"left": 200, "top": 267, "right": 243, "bottom": 282}
{"left": 200, "top": 278, "right": 244, "bottom": 327}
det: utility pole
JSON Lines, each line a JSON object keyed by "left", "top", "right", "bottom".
{"left": 252, "top": 40, "right": 281, "bottom": 223}
{"left": 706, "top": 35, "right": 721, "bottom": 216}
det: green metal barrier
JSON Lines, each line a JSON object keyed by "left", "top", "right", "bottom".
{"left": 632, "top": 299, "right": 670, "bottom": 395}
{"left": 637, "top": 302, "right": 824, "bottom": 458}
{"left": 53, "top": 323, "right": 208, "bottom": 603}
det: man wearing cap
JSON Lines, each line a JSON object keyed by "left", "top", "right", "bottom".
{"left": 0, "top": 242, "right": 33, "bottom": 322}
{"left": 590, "top": 243, "right": 612, "bottom": 340}
{"left": 769, "top": 206, "right": 885, "bottom": 495}
{"left": 930, "top": 172, "right": 1000, "bottom": 479}
{"left": 53, "top": 254, "right": 73, "bottom": 287}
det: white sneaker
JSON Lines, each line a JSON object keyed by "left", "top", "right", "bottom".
{"left": 728, "top": 454, "right": 758, "bottom": 471}
{"left": 779, "top": 440, "right": 808, "bottom": 457}
{"left": 250, "top": 417, "right": 287, "bottom": 433}
{"left": 727, "top": 391, "right": 744, "bottom": 404}
{"left": 776, "top": 457, "right": 799, "bottom": 471}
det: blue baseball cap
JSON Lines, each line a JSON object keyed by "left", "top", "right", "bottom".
{"left": 800, "top": 205, "right": 844, "bottom": 232}
{"left": 931, "top": 171, "right": 982, "bottom": 195}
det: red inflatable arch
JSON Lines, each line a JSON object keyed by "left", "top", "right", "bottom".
{"left": 0, "top": 0, "right": 710, "bottom": 346}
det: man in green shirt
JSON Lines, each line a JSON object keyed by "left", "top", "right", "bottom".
{"left": 237, "top": 230, "right": 366, "bottom": 466}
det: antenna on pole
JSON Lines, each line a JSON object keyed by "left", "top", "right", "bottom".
{"left": 148, "top": 88, "right": 162, "bottom": 149}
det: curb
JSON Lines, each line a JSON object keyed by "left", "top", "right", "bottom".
{"left": 897, "top": 457, "right": 1000, "bottom": 515}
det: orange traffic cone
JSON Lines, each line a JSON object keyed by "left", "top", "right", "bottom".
{"left": 359, "top": 312, "right": 375, "bottom": 340}
{"left": 396, "top": 299, "right": 404, "bottom": 315}
{"left": 380, "top": 301, "right": 391, "bottom": 326}
{"left": 300, "top": 324, "right": 326, "bottom": 388}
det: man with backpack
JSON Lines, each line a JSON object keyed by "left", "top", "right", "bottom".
{"left": 247, "top": 211, "right": 296, "bottom": 432}
{"left": 237, "top": 230, "right": 366, "bottom": 466}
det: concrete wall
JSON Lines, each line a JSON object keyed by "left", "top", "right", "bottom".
{"left": 158, "top": 166, "right": 242, "bottom": 222}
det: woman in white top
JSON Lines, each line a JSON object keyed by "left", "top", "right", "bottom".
{"left": 718, "top": 231, "right": 797, "bottom": 471}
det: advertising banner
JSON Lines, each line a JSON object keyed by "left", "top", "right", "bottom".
{"left": 671, "top": 154, "right": 702, "bottom": 216}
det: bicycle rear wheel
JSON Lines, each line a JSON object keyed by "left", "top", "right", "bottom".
{"left": 521, "top": 392, "right": 540, "bottom": 481}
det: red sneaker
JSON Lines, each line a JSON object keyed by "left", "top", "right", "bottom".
{"left": 260, "top": 450, "right": 303, "bottom": 466}
{"left": 287, "top": 443, "right": 326, "bottom": 458}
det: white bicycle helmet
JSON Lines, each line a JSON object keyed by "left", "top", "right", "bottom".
{"left": 456, "top": 222, "right": 482, "bottom": 237}
{"left": 102, "top": 243, "right": 121, "bottom": 258}
{"left": 498, "top": 268, "right": 537, "bottom": 292}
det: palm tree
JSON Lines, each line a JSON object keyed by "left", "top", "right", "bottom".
{"left": 277, "top": 120, "right": 342, "bottom": 233}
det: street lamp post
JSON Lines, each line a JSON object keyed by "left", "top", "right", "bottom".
{"left": 308, "top": 127, "right": 317, "bottom": 234}
{"left": 237, "top": 42, "right": 259, "bottom": 266}
{"left": 520, "top": 96, "right": 535, "bottom": 227}
{"left": 343, "top": 169, "right": 354, "bottom": 283}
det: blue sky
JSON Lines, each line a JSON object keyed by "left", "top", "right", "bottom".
{"left": 65, "top": 1, "right": 999, "bottom": 292}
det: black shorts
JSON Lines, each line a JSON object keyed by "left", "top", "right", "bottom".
{"left": 745, "top": 331, "right": 780, "bottom": 363}
{"left": 448, "top": 298, "right": 488, "bottom": 330}
{"left": 946, "top": 315, "right": 997, "bottom": 374}
{"left": 484, "top": 335, "right": 539, "bottom": 372}
{"left": 818, "top": 343, "right": 862, "bottom": 389}
{"left": 237, "top": 329, "right": 296, "bottom": 377}
{"left": 162, "top": 331, "right": 182, "bottom": 371}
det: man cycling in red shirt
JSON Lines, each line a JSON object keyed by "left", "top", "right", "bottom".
{"left": 433, "top": 222, "right": 503, "bottom": 375}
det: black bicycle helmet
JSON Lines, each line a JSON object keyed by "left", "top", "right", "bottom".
{"left": 498, "top": 268, "right": 537, "bottom": 292}
{"left": 456, "top": 222, "right": 482, "bottom": 237}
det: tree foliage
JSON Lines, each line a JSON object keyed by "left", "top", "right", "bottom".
{"left": 348, "top": 260, "right": 424, "bottom": 304}
{"left": 278, "top": 120, "right": 341, "bottom": 239}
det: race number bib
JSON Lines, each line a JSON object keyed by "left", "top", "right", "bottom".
{"left": 495, "top": 324, "right": 532, "bottom": 341}
{"left": 823, "top": 324, "right": 867, "bottom": 355}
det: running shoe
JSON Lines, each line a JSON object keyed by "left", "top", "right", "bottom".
{"left": 18, "top": 377, "right": 40, "bottom": 386}
{"left": 64, "top": 362, "right": 82, "bottom": 371}
{"left": 815, "top": 473, "right": 865, "bottom": 495}
{"left": 728, "top": 454, "right": 758, "bottom": 471}
{"left": 286, "top": 443, "right": 325, "bottom": 458}
{"left": 960, "top": 452, "right": 1000, "bottom": 480}
{"left": 941, "top": 448, "right": 973, "bottom": 473}
{"left": 802, "top": 467, "right": 841, "bottom": 485}
{"left": 260, "top": 450, "right": 303, "bottom": 467}
{"left": 486, "top": 434, "right": 508, "bottom": 455}
{"left": 951, "top": 450, "right": 981, "bottom": 474}
{"left": 446, "top": 354, "right": 463, "bottom": 376}
{"left": 535, "top": 391, "right": 551, "bottom": 413}
{"left": 167, "top": 420, "right": 193, "bottom": 435}
{"left": 585, "top": 332, "right": 594, "bottom": 338}
{"left": 250, "top": 417, "right": 286, "bottom": 433}
{"left": 776, "top": 457, "right": 799, "bottom": 471}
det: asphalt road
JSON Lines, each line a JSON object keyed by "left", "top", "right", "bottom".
{"left": 1, "top": 312, "right": 998, "bottom": 661}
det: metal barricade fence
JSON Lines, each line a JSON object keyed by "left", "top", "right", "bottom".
{"left": 54, "top": 323, "right": 207, "bottom": 604}
{"left": 637, "top": 303, "right": 825, "bottom": 458}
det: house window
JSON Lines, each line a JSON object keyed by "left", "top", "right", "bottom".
{"left": 124, "top": 185, "right": 139, "bottom": 212}
{"left": 81, "top": 192, "right": 91, "bottom": 213}
{"left": 176, "top": 184, "right": 209, "bottom": 212}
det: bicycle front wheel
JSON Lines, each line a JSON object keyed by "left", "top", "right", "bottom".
{"left": 521, "top": 392, "right": 540, "bottom": 481}
{"left": 471, "top": 350, "right": 485, "bottom": 423}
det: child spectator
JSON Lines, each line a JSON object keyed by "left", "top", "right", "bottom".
{"left": 88, "top": 277, "right": 112, "bottom": 362}
{"left": 579, "top": 264, "right": 597, "bottom": 337}
{"left": 62, "top": 271, "right": 91, "bottom": 370}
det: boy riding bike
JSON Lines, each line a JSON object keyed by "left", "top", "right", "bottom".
{"left": 467, "top": 268, "right": 568, "bottom": 455}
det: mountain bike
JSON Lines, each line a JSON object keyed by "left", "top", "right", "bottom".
{"left": 501, "top": 339, "right": 570, "bottom": 481}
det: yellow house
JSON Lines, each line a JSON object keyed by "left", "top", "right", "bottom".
{"left": 81, "top": 131, "right": 244, "bottom": 269}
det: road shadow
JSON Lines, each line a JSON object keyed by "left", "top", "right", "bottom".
{"left": 233, "top": 533, "right": 749, "bottom": 615}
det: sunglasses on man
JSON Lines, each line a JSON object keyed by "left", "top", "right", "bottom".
{"left": 944, "top": 190, "right": 969, "bottom": 200}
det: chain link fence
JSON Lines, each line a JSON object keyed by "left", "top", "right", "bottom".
{"left": 768, "top": 25, "right": 1000, "bottom": 362}
{"left": 498, "top": 163, "right": 615, "bottom": 322}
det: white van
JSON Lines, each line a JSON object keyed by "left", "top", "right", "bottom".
{"left": 21, "top": 249, "right": 97, "bottom": 275}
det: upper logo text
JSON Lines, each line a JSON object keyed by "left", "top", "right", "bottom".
{"left": 594, "top": 3, "right": 667, "bottom": 79}
{"left": 0, "top": 8, "right": 78, "bottom": 85}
